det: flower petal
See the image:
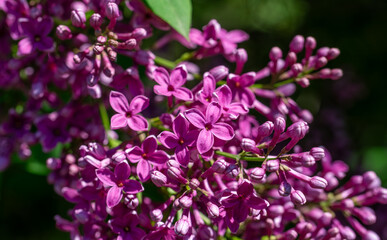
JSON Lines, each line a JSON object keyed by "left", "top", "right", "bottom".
{"left": 216, "top": 85, "right": 232, "bottom": 106}
{"left": 126, "top": 146, "right": 143, "bottom": 163}
{"left": 137, "top": 159, "right": 150, "bottom": 182}
{"left": 114, "top": 162, "right": 131, "bottom": 181}
{"left": 225, "top": 30, "right": 249, "bottom": 43}
{"left": 202, "top": 73, "right": 216, "bottom": 96}
{"left": 184, "top": 129, "right": 199, "bottom": 147}
{"left": 245, "top": 196, "right": 269, "bottom": 210}
{"left": 127, "top": 115, "right": 148, "bottom": 131}
{"left": 18, "top": 37, "right": 34, "bottom": 56}
{"left": 129, "top": 95, "right": 149, "bottom": 114}
{"left": 189, "top": 28, "right": 204, "bottom": 45}
{"left": 220, "top": 192, "right": 239, "bottom": 208}
{"left": 35, "top": 36, "right": 54, "bottom": 51}
{"left": 175, "top": 145, "right": 189, "bottom": 167}
{"left": 173, "top": 87, "right": 193, "bottom": 101}
{"left": 212, "top": 122, "right": 234, "bottom": 140}
{"left": 147, "top": 151, "right": 169, "bottom": 165}
{"left": 233, "top": 202, "right": 249, "bottom": 223}
{"left": 142, "top": 135, "right": 158, "bottom": 154}
{"left": 106, "top": 186, "right": 122, "bottom": 208}
{"left": 158, "top": 131, "right": 179, "bottom": 149}
{"left": 123, "top": 179, "right": 144, "bottom": 194}
{"left": 153, "top": 67, "right": 170, "bottom": 85}
{"left": 185, "top": 109, "right": 206, "bottom": 129}
{"left": 111, "top": 114, "right": 128, "bottom": 129}
{"left": 110, "top": 91, "right": 130, "bottom": 113}
{"left": 237, "top": 180, "right": 253, "bottom": 197}
{"left": 206, "top": 102, "right": 222, "bottom": 124}
{"left": 239, "top": 88, "right": 256, "bottom": 107}
{"left": 197, "top": 129, "right": 214, "bottom": 154}
{"left": 173, "top": 114, "right": 189, "bottom": 138}
{"left": 154, "top": 85, "right": 172, "bottom": 96}
{"left": 96, "top": 168, "right": 116, "bottom": 186}
{"left": 170, "top": 65, "right": 188, "bottom": 87}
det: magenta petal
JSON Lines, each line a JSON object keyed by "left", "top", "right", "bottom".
{"left": 239, "top": 72, "right": 255, "bottom": 87}
{"left": 110, "top": 91, "right": 130, "bottom": 113}
{"left": 237, "top": 180, "right": 254, "bottom": 197}
{"left": 202, "top": 73, "right": 216, "bottom": 96}
{"left": 142, "top": 135, "right": 158, "bottom": 154}
{"left": 18, "top": 37, "right": 34, "bottom": 56}
{"left": 35, "top": 36, "right": 54, "bottom": 51}
{"left": 245, "top": 196, "right": 269, "bottom": 210}
{"left": 173, "top": 87, "right": 193, "bottom": 101}
{"left": 40, "top": 17, "right": 54, "bottom": 36}
{"left": 226, "top": 215, "right": 240, "bottom": 233}
{"left": 184, "top": 129, "right": 199, "bottom": 147}
{"left": 175, "top": 145, "right": 189, "bottom": 167}
{"left": 153, "top": 67, "right": 170, "bottom": 85}
{"left": 216, "top": 85, "right": 233, "bottom": 106}
{"left": 212, "top": 123, "right": 234, "bottom": 140}
{"left": 185, "top": 109, "right": 206, "bottom": 129}
{"left": 173, "top": 114, "right": 189, "bottom": 138}
{"left": 154, "top": 85, "right": 172, "bottom": 96}
{"left": 228, "top": 103, "right": 248, "bottom": 115}
{"left": 220, "top": 193, "right": 239, "bottom": 208}
{"left": 114, "top": 162, "right": 131, "bottom": 181}
{"left": 137, "top": 159, "right": 150, "bottom": 182}
{"left": 123, "top": 179, "right": 144, "bottom": 194}
{"left": 170, "top": 65, "right": 187, "bottom": 87}
{"left": 234, "top": 202, "right": 249, "bottom": 223}
{"left": 111, "top": 114, "right": 128, "bottom": 129}
{"left": 126, "top": 146, "right": 143, "bottom": 163}
{"left": 147, "top": 151, "right": 169, "bottom": 165}
{"left": 127, "top": 115, "right": 148, "bottom": 131}
{"left": 239, "top": 88, "right": 256, "bottom": 107}
{"left": 129, "top": 95, "right": 149, "bottom": 114}
{"left": 206, "top": 102, "right": 222, "bottom": 124}
{"left": 189, "top": 28, "right": 204, "bottom": 45}
{"left": 197, "top": 129, "right": 214, "bottom": 154}
{"left": 158, "top": 131, "right": 179, "bottom": 149}
{"left": 221, "top": 40, "right": 237, "bottom": 55}
{"left": 225, "top": 30, "right": 249, "bottom": 43}
{"left": 106, "top": 186, "right": 123, "bottom": 208}
{"left": 96, "top": 168, "right": 116, "bottom": 186}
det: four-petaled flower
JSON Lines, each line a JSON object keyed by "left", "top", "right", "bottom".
{"left": 158, "top": 114, "right": 199, "bottom": 167}
{"left": 96, "top": 161, "right": 144, "bottom": 208}
{"left": 195, "top": 73, "right": 218, "bottom": 105}
{"left": 110, "top": 91, "right": 149, "bottom": 131}
{"left": 126, "top": 136, "right": 169, "bottom": 182}
{"left": 227, "top": 72, "right": 256, "bottom": 107}
{"left": 152, "top": 65, "right": 193, "bottom": 101}
{"left": 216, "top": 84, "right": 248, "bottom": 119}
{"left": 185, "top": 102, "right": 234, "bottom": 154}
{"left": 220, "top": 180, "right": 269, "bottom": 232}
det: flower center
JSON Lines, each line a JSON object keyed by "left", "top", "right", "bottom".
{"left": 125, "top": 111, "right": 132, "bottom": 118}
{"left": 142, "top": 153, "right": 147, "bottom": 158}
{"left": 124, "top": 226, "right": 130, "bottom": 232}
{"left": 205, "top": 96, "right": 212, "bottom": 102}
{"left": 179, "top": 138, "right": 184, "bottom": 145}
{"left": 205, "top": 123, "right": 212, "bottom": 130}
{"left": 34, "top": 35, "right": 41, "bottom": 42}
{"left": 117, "top": 181, "right": 124, "bottom": 187}
{"left": 167, "top": 85, "right": 174, "bottom": 91}
{"left": 235, "top": 82, "right": 241, "bottom": 88}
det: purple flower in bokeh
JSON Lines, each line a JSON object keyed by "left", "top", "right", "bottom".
{"left": 152, "top": 65, "right": 193, "bottom": 101}
{"left": 185, "top": 102, "right": 234, "bottom": 154}
{"left": 109, "top": 213, "right": 146, "bottom": 240}
{"left": 96, "top": 161, "right": 144, "bottom": 208}
{"left": 126, "top": 136, "right": 169, "bottom": 182}
{"left": 110, "top": 91, "right": 149, "bottom": 131}
{"left": 158, "top": 114, "right": 199, "bottom": 166}
{"left": 36, "top": 112, "right": 70, "bottom": 152}
{"left": 17, "top": 17, "right": 54, "bottom": 56}
{"left": 220, "top": 180, "right": 269, "bottom": 232}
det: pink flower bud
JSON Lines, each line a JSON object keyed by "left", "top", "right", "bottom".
{"left": 269, "top": 47, "right": 282, "bottom": 61}
{"left": 206, "top": 202, "right": 219, "bottom": 218}
{"left": 56, "top": 25, "right": 72, "bottom": 40}
{"left": 179, "top": 196, "right": 192, "bottom": 208}
{"left": 309, "top": 176, "right": 328, "bottom": 189}
{"left": 327, "top": 48, "right": 340, "bottom": 60}
{"left": 315, "top": 56, "right": 328, "bottom": 68}
{"left": 290, "top": 190, "right": 306, "bottom": 205}
{"left": 318, "top": 68, "right": 331, "bottom": 78}
{"left": 287, "top": 121, "right": 309, "bottom": 140}
{"left": 286, "top": 52, "right": 297, "bottom": 66}
{"left": 309, "top": 147, "right": 325, "bottom": 160}
{"left": 317, "top": 47, "right": 330, "bottom": 57}
{"left": 151, "top": 170, "right": 167, "bottom": 187}
{"left": 124, "top": 195, "right": 139, "bottom": 209}
{"left": 189, "top": 178, "right": 200, "bottom": 189}
{"left": 289, "top": 35, "right": 305, "bottom": 53}
{"left": 250, "top": 167, "right": 265, "bottom": 182}
{"left": 174, "top": 217, "right": 190, "bottom": 236}
{"left": 90, "top": 13, "right": 103, "bottom": 30}
{"left": 330, "top": 68, "right": 343, "bottom": 80}
{"left": 71, "top": 10, "right": 86, "bottom": 28}
{"left": 291, "top": 63, "right": 303, "bottom": 77}
{"left": 209, "top": 65, "right": 229, "bottom": 81}
{"left": 266, "top": 159, "right": 279, "bottom": 172}
{"left": 132, "top": 28, "right": 147, "bottom": 40}
{"left": 278, "top": 181, "right": 292, "bottom": 196}
{"left": 212, "top": 159, "right": 229, "bottom": 173}
{"left": 105, "top": 2, "right": 119, "bottom": 20}
{"left": 46, "top": 158, "right": 61, "bottom": 170}
{"left": 296, "top": 77, "right": 310, "bottom": 88}
{"left": 225, "top": 164, "right": 239, "bottom": 178}
{"left": 305, "top": 36, "right": 317, "bottom": 51}
{"left": 150, "top": 209, "right": 163, "bottom": 222}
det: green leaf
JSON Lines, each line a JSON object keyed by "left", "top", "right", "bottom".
{"left": 144, "top": 0, "right": 192, "bottom": 39}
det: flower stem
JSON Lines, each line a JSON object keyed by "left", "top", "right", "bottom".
{"left": 215, "top": 151, "right": 267, "bottom": 162}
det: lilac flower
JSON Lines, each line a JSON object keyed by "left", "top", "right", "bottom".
{"left": 126, "top": 136, "right": 169, "bottom": 182}
{"left": 185, "top": 102, "right": 234, "bottom": 154}
{"left": 17, "top": 17, "right": 54, "bottom": 56}
{"left": 96, "top": 161, "right": 144, "bottom": 208}
{"left": 220, "top": 180, "right": 269, "bottom": 232}
{"left": 227, "top": 72, "right": 256, "bottom": 106}
{"left": 152, "top": 65, "right": 193, "bottom": 101}
{"left": 216, "top": 84, "right": 248, "bottom": 119}
{"left": 109, "top": 91, "right": 149, "bottom": 131}
{"left": 195, "top": 73, "right": 217, "bottom": 105}
{"left": 158, "top": 114, "right": 199, "bottom": 166}
{"left": 109, "top": 213, "right": 146, "bottom": 240}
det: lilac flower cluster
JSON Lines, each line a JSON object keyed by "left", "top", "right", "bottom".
{"left": 0, "top": 0, "right": 385, "bottom": 239}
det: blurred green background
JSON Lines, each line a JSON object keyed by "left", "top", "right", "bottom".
{"left": 1, "top": 0, "right": 387, "bottom": 238}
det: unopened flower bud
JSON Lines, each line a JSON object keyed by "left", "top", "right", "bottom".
{"left": 286, "top": 52, "right": 297, "bottom": 66}
{"left": 74, "top": 208, "right": 88, "bottom": 224}
{"left": 266, "top": 159, "right": 279, "bottom": 172}
{"left": 206, "top": 202, "right": 219, "bottom": 218}
{"left": 269, "top": 47, "right": 282, "bottom": 61}
{"left": 189, "top": 178, "right": 200, "bottom": 190}
{"left": 56, "top": 25, "right": 72, "bottom": 40}
{"left": 318, "top": 68, "right": 331, "bottom": 78}
{"left": 168, "top": 166, "right": 188, "bottom": 184}
{"left": 309, "top": 176, "right": 328, "bottom": 189}
{"left": 124, "top": 195, "right": 139, "bottom": 209}
{"left": 151, "top": 170, "right": 167, "bottom": 187}
{"left": 268, "top": 205, "right": 284, "bottom": 218}
{"left": 291, "top": 63, "right": 303, "bottom": 77}
{"left": 90, "top": 13, "right": 103, "bottom": 30}
{"left": 212, "top": 159, "right": 229, "bottom": 173}
{"left": 363, "top": 171, "right": 381, "bottom": 189}
{"left": 46, "top": 158, "right": 61, "bottom": 170}
{"left": 317, "top": 47, "right": 330, "bottom": 57}
{"left": 250, "top": 167, "right": 265, "bottom": 181}
{"left": 112, "top": 151, "right": 126, "bottom": 163}
{"left": 352, "top": 207, "right": 376, "bottom": 225}
{"left": 174, "top": 217, "right": 190, "bottom": 236}
{"left": 327, "top": 48, "right": 340, "bottom": 60}
{"left": 278, "top": 181, "right": 292, "bottom": 196}
{"left": 150, "top": 209, "right": 163, "bottom": 222}
{"left": 132, "top": 28, "right": 147, "bottom": 40}
{"left": 315, "top": 56, "right": 328, "bottom": 68}
{"left": 71, "top": 10, "right": 86, "bottom": 28}
{"left": 179, "top": 196, "right": 192, "bottom": 209}
{"left": 225, "top": 164, "right": 239, "bottom": 178}
{"left": 257, "top": 121, "right": 274, "bottom": 139}
{"left": 289, "top": 35, "right": 304, "bottom": 53}
{"left": 105, "top": 2, "right": 119, "bottom": 20}
{"left": 309, "top": 147, "right": 325, "bottom": 160}
{"left": 287, "top": 121, "right": 309, "bottom": 140}
{"left": 209, "top": 65, "right": 229, "bottom": 81}
{"left": 296, "top": 77, "right": 310, "bottom": 88}
{"left": 305, "top": 36, "right": 317, "bottom": 51}
{"left": 241, "top": 138, "right": 258, "bottom": 153}
{"left": 290, "top": 190, "right": 306, "bottom": 205}
{"left": 330, "top": 68, "right": 343, "bottom": 80}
